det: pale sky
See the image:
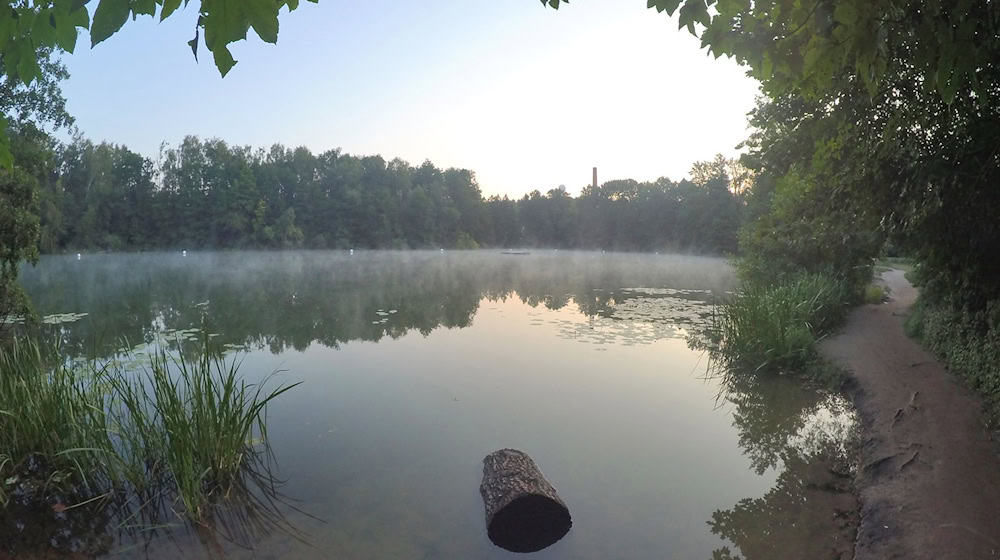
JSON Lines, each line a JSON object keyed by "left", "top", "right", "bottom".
{"left": 58, "top": 0, "right": 760, "bottom": 197}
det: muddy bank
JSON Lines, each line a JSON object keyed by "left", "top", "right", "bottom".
{"left": 821, "top": 270, "right": 1000, "bottom": 559}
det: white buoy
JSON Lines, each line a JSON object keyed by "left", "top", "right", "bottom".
{"left": 182, "top": 250, "right": 187, "bottom": 257}
{"left": 76, "top": 253, "right": 81, "bottom": 260}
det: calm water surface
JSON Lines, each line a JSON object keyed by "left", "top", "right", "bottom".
{"left": 17, "top": 251, "right": 858, "bottom": 559}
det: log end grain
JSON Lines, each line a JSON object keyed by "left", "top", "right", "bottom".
{"left": 480, "top": 449, "right": 572, "bottom": 553}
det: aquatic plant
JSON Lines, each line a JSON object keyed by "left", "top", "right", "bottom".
{"left": 0, "top": 336, "right": 298, "bottom": 524}
{"left": 0, "top": 339, "right": 117, "bottom": 507}
{"left": 713, "top": 273, "right": 850, "bottom": 375}
{"left": 108, "top": 348, "right": 299, "bottom": 518}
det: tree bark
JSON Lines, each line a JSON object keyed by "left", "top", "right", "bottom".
{"left": 479, "top": 448, "right": 572, "bottom": 552}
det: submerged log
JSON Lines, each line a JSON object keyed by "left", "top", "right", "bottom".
{"left": 479, "top": 448, "right": 572, "bottom": 552}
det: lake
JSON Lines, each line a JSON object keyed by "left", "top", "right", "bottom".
{"left": 15, "top": 251, "right": 858, "bottom": 559}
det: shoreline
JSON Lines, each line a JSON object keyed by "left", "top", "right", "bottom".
{"left": 821, "top": 269, "right": 1000, "bottom": 559}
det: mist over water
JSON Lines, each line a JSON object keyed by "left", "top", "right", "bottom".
{"left": 19, "top": 250, "right": 735, "bottom": 359}
{"left": 15, "top": 251, "right": 855, "bottom": 559}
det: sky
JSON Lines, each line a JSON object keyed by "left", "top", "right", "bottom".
{"left": 58, "top": 0, "right": 761, "bottom": 198}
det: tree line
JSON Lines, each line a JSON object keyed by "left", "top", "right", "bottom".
{"left": 13, "top": 127, "right": 745, "bottom": 255}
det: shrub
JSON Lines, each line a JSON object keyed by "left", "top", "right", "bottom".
{"left": 908, "top": 299, "right": 1000, "bottom": 425}
{"left": 455, "top": 231, "right": 479, "bottom": 250}
{"left": 863, "top": 284, "right": 886, "bottom": 304}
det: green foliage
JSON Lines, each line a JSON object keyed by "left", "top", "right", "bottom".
{"left": 715, "top": 273, "right": 850, "bottom": 375}
{"left": 0, "top": 336, "right": 297, "bottom": 521}
{"left": 0, "top": 146, "right": 42, "bottom": 326}
{"left": 544, "top": 4, "right": 1000, "bottom": 371}
{"left": 736, "top": 97, "right": 884, "bottom": 296}
{"left": 0, "top": 168, "right": 40, "bottom": 274}
{"left": 719, "top": 1, "right": 1000, "bottom": 390}
{"left": 0, "top": 339, "right": 116, "bottom": 506}
{"left": 1, "top": 0, "right": 319, "bottom": 85}
{"left": 546, "top": 1, "right": 993, "bottom": 105}
{"left": 863, "top": 284, "right": 886, "bottom": 305}
{"left": 0, "top": 0, "right": 320, "bottom": 167}
{"left": 30, "top": 133, "right": 743, "bottom": 253}
{"left": 107, "top": 347, "right": 299, "bottom": 518}
{"left": 454, "top": 231, "right": 479, "bottom": 250}
{"left": 907, "top": 299, "right": 1000, "bottom": 426}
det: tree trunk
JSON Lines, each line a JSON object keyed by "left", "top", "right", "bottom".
{"left": 479, "top": 448, "right": 572, "bottom": 552}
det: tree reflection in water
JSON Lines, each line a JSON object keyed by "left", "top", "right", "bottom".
{"left": 19, "top": 251, "right": 733, "bottom": 360}
{"left": 1, "top": 447, "right": 310, "bottom": 559}
{"left": 705, "top": 365, "right": 859, "bottom": 560}
{"left": 13, "top": 251, "right": 735, "bottom": 557}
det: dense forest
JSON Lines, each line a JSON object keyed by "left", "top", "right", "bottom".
{"left": 12, "top": 126, "right": 745, "bottom": 254}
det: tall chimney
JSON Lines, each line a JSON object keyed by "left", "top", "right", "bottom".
{"left": 592, "top": 167, "right": 598, "bottom": 189}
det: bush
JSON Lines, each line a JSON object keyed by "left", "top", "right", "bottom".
{"left": 101, "top": 233, "right": 125, "bottom": 252}
{"left": 908, "top": 299, "right": 1000, "bottom": 425}
{"left": 455, "top": 231, "right": 479, "bottom": 250}
{"left": 736, "top": 168, "right": 882, "bottom": 298}
{"left": 863, "top": 284, "right": 886, "bottom": 304}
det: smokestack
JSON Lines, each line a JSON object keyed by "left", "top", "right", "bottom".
{"left": 592, "top": 167, "right": 597, "bottom": 189}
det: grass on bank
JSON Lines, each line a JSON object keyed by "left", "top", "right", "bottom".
{"left": 0, "top": 337, "right": 298, "bottom": 523}
{"left": 711, "top": 273, "right": 852, "bottom": 380}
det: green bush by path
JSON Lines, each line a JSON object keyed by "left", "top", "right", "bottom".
{"left": 906, "top": 299, "right": 1000, "bottom": 426}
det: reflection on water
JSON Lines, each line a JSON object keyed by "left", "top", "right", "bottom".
{"left": 19, "top": 251, "right": 732, "bottom": 359}
{"left": 708, "top": 374, "right": 859, "bottom": 560}
{"left": 13, "top": 251, "right": 858, "bottom": 559}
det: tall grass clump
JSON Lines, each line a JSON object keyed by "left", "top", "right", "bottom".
{"left": 714, "top": 273, "right": 850, "bottom": 376}
{"left": 107, "top": 348, "right": 299, "bottom": 519}
{"left": 1, "top": 335, "right": 298, "bottom": 525}
{"left": 0, "top": 339, "right": 117, "bottom": 506}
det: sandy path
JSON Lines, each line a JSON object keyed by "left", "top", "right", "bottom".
{"left": 820, "top": 269, "right": 1000, "bottom": 559}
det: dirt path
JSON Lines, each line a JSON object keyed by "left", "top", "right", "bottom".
{"left": 820, "top": 269, "right": 1000, "bottom": 559}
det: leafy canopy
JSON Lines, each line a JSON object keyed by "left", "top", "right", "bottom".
{"left": 0, "top": 0, "right": 318, "bottom": 167}
{"left": 542, "top": 0, "right": 993, "bottom": 104}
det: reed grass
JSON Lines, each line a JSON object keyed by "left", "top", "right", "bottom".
{"left": 0, "top": 339, "right": 117, "bottom": 506}
{"left": 0, "top": 336, "right": 298, "bottom": 523}
{"left": 109, "top": 349, "right": 299, "bottom": 518}
{"left": 714, "top": 273, "right": 850, "bottom": 375}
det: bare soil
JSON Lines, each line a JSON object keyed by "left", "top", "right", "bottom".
{"left": 821, "top": 269, "right": 1000, "bottom": 559}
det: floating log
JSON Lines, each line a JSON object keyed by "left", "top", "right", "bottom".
{"left": 479, "top": 448, "right": 572, "bottom": 553}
